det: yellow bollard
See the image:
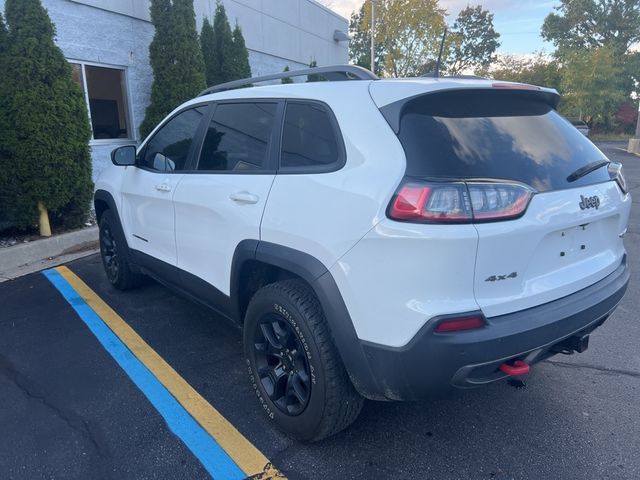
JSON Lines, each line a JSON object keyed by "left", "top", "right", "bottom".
{"left": 37, "top": 201, "right": 52, "bottom": 237}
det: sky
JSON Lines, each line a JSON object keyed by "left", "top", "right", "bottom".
{"left": 323, "top": 0, "right": 559, "bottom": 55}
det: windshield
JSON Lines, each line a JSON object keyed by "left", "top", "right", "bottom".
{"left": 396, "top": 90, "right": 610, "bottom": 192}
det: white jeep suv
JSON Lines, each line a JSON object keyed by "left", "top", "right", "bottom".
{"left": 95, "top": 65, "right": 630, "bottom": 441}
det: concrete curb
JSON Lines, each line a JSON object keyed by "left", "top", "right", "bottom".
{"left": 0, "top": 226, "right": 98, "bottom": 276}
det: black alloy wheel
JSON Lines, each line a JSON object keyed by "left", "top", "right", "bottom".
{"left": 100, "top": 222, "right": 119, "bottom": 282}
{"left": 252, "top": 313, "right": 311, "bottom": 416}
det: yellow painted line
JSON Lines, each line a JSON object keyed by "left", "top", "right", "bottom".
{"left": 55, "top": 265, "right": 285, "bottom": 479}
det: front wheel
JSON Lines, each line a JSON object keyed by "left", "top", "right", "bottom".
{"left": 99, "top": 210, "right": 143, "bottom": 290}
{"left": 244, "top": 279, "right": 363, "bottom": 442}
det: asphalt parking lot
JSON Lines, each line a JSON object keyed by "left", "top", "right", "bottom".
{"left": 1, "top": 141, "right": 639, "bottom": 480}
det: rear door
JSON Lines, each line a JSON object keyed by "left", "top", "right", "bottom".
{"left": 173, "top": 100, "right": 282, "bottom": 298}
{"left": 393, "top": 89, "right": 631, "bottom": 317}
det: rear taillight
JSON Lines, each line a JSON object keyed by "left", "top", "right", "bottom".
{"left": 388, "top": 182, "right": 471, "bottom": 222}
{"left": 608, "top": 162, "right": 627, "bottom": 194}
{"left": 388, "top": 180, "right": 534, "bottom": 224}
{"left": 434, "top": 314, "right": 486, "bottom": 333}
{"left": 467, "top": 182, "right": 534, "bottom": 221}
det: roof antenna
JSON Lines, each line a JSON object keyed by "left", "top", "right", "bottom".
{"left": 423, "top": 27, "right": 447, "bottom": 77}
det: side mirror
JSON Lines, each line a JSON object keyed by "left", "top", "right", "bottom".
{"left": 111, "top": 145, "right": 136, "bottom": 166}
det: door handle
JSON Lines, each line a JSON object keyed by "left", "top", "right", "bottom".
{"left": 229, "top": 191, "right": 259, "bottom": 204}
{"left": 155, "top": 184, "right": 172, "bottom": 192}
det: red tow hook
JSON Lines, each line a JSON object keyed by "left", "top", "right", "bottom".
{"left": 499, "top": 360, "right": 530, "bottom": 376}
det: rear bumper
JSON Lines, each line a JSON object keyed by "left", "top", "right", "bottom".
{"left": 358, "top": 256, "right": 629, "bottom": 401}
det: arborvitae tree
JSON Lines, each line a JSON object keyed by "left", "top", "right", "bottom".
{"left": 0, "top": 12, "right": 6, "bottom": 50}
{"left": 140, "top": 0, "right": 206, "bottom": 138}
{"left": 201, "top": 3, "right": 252, "bottom": 86}
{"left": 230, "top": 21, "right": 251, "bottom": 80}
{"left": 306, "top": 59, "right": 324, "bottom": 82}
{"left": 0, "top": 12, "right": 10, "bottom": 230}
{"left": 0, "top": 0, "right": 92, "bottom": 235}
{"left": 210, "top": 1, "right": 235, "bottom": 85}
{"left": 281, "top": 65, "right": 294, "bottom": 84}
{"left": 201, "top": 17, "right": 216, "bottom": 86}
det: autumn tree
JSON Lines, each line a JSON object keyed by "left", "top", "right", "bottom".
{"left": 560, "top": 46, "right": 626, "bottom": 128}
{"left": 542, "top": 0, "right": 640, "bottom": 56}
{"left": 542, "top": 0, "right": 640, "bottom": 130}
{"left": 360, "top": 0, "right": 446, "bottom": 77}
{"left": 348, "top": 3, "right": 385, "bottom": 75}
{"left": 483, "top": 53, "right": 562, "bottom": 91}
{"left": 445, "top": 5, "right": 500, "bottom": 75}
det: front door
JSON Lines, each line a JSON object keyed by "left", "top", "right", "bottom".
{"left": 120, "top": 105, "right": 210, "bottom": 271}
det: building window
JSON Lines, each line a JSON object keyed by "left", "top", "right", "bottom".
{"left": 70, "top": 62, "right": 133, "bottom": 141}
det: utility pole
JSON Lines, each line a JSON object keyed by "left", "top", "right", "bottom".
{"left": 630, "top": 100, "right": 640, "bottom": 155}
{"left": 370, "top": 0, "right": 375, "bottom": 74}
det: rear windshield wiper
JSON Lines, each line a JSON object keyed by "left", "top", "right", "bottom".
{"left": 566, "top": 159, "right": 609, "bottom": 183}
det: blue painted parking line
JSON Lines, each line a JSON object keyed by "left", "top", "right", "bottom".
{"left": 43, "top": 268, "right": 247, "bottom": 480}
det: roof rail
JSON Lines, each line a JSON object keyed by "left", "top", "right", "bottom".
{"left": 199, "top": 64, "right": 378, "bottom": 96}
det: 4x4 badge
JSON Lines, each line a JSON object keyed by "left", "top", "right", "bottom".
{"left": 579, "top": 194, "right": 600, "bottom": 210}
{"left": 485, "top": 272, "right": 518, "bottom": 282}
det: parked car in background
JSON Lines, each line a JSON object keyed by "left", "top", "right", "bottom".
{"left": 94, "top": 66, "right": 630, "bottom": 442}
{"left": 571, "top": 119, "right": 590, "bottom": 137}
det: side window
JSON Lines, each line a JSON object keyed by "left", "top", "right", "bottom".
{"left": 197, "top": 102, "right": 277, "bottom": 172}
{"left": 140, "top": 106, "right": 207, "bottom": 172}
{"left": 280, "top": 102, "right": 342, "bottom": 170}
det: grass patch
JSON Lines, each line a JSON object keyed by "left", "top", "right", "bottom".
{"left": 589, "top": 133, "right": 632, "bottom": 142}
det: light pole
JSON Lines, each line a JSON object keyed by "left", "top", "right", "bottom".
{"left": 370, "top": 0, "right": 375, "bottom": 74}
{"left": 630, "top": 100, "right": 640, "bottom": 155}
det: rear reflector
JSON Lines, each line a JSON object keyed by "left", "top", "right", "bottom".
{"left": 434, "top": 315, "right": 486, "bottom": 333}
{"left": 388, "top": 180, "right": 534, "bottom": 224}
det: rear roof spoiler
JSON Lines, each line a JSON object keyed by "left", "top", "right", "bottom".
{"left": 379, "top": 86, "right": 560, "bottom": 134}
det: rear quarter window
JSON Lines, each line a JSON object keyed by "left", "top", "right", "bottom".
{"left": 279, "top": 101, "right": 344, "bottom": 172}
{"left": 395, "top": 90, "right": 609, "bottom": 192}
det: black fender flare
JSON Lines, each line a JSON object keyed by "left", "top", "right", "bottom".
{"left": 94, "top": 189, "right": 119, "bottom": 222}
{"left": 94, "top": 189, "right": 139, "bottom": 269}
{"left": 231, "top": 240, "right": 384, "bottom": 400}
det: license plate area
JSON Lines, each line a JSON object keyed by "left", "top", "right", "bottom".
{"left": 543, "top": 216, "right": 618, "bottom": 264}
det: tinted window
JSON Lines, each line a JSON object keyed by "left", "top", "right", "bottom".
{"left": 141, "top": 106, "right": 207, "bottom": 172}
{"left": 397, "top": 90, "right": 610, "bottom": 192}
{"left": 281, "top": 103, "right": 341, "bottom": 169}
{"left": 197, "top": 103, "right": 277, "bottom": 171}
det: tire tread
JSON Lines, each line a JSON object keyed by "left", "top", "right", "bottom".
{"left": 249, "top": 279, "right": 363, "bottom": 441}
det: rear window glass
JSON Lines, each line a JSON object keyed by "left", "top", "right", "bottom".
{"left": 396, "top": 90, "right": 609, "bottom": 191}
